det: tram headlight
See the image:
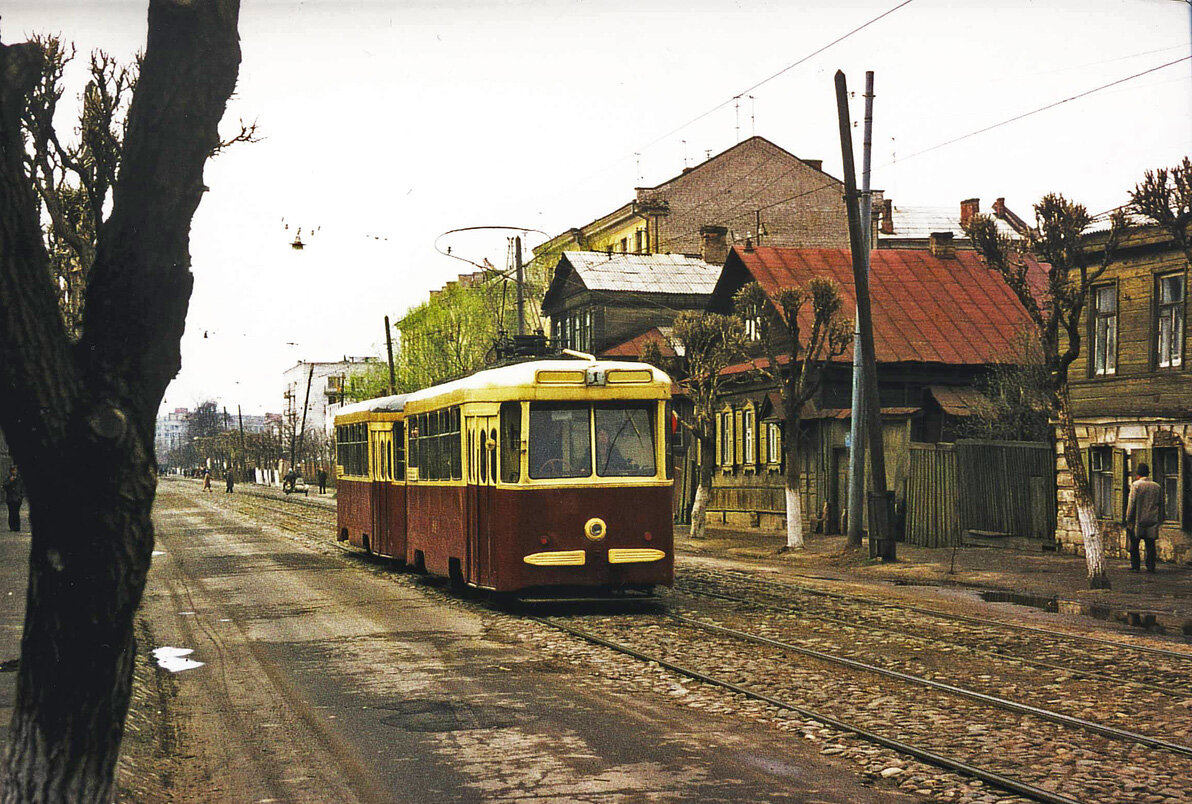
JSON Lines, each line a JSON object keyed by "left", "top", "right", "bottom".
{"left": 584, "top": 517, "right": 607, "bottom": 541}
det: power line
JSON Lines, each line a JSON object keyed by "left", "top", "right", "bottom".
{"left": 650, "top": 53, "right": 1192, "bottom": 248}
{"left": 639, "top": 0, "right": 916, "bottom": 153}
{"left": 894, "top": 55, "right": 1191, "bottom": 166}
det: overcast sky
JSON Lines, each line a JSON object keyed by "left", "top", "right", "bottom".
{"left": 5, "top": 0, "right": 1190, "bottom": 415}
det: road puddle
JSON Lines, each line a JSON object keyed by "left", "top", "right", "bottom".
{"left": 978, "top": 590, "right": 1192, "bottom": 639}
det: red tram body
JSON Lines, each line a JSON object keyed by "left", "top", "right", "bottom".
{"left": 334, "top": 359, "right": 675, "bottom": 596}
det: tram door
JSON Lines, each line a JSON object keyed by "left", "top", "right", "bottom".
{"left": 369, "top": 426, "right": 391, "bottom": 554}
{"left": 466, "top": 413, "right": 499, "bottom": 587}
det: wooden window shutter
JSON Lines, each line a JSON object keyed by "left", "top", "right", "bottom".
{"left": 1112, "top": 448, "right": 1126, "bottom": 522}
{"left": 729, "top": 407, "right": 739, "bottom": 462}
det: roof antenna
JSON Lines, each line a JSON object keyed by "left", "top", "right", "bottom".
{"left": 634, "top": 152, "right": 642, "bottom": 184}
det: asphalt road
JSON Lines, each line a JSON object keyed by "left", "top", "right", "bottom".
{"left": 138, "top": 484, "right": 910, "bottom": 803}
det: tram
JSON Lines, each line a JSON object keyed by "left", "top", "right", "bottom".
{"left": 333, "top": 358, "right": 674, "bottom": 596}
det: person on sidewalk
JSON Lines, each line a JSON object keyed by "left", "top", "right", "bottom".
{"left": 316, "top": 468, "right": 327, "bottom": 494}
{"left": 4, "top": 466, "right": 23, "bottom": 532}
{"left": 1124, "top": 462, "right": 1161, "bottom": 573}
{"left": 225, "top": 471, "right": 235, "bottom": 493}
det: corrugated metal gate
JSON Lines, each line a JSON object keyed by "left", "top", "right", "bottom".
{"left": 907, "top": 440, "right": 1055, "bottom": 547}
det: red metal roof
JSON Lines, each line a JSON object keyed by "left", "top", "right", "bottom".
{"left": 600, "top": 327, "right": 677, "bottom": 359}
{"left": 728, "top": 246, "right": 1044, "bottom": 365}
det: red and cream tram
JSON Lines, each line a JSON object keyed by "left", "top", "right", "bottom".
{"left": 333, "top": 358, "right": 674, "bottom": 596}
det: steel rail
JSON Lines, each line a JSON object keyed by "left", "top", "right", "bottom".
{"left": 533, "top": 615, "right": 1083, "bottom": 804}
{"left": 669, "top": 612, "right": 1192, "bottom": 759}
{"left": 683, "top": 566, "right": 1192, "bottom": 661}
{"left": 673, "top": 582, "right": 1191, "bottom": 698}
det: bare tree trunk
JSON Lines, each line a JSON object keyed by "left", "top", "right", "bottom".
{"left": 0, "top": 3, "right": 241, "bottom": 800}
{"left": 689, "top": 434, "right": 715, "bottom": 539}
{"left": 1055, "top": 389, "right": 1111, "bottom": 589}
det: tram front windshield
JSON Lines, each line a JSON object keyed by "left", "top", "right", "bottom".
{"left": 528, "top": 402, "right": 655, "bottom": 479}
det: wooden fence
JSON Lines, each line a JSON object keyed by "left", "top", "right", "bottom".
{"left": 906, "top": 440, "right": 1055, "bottom": 547}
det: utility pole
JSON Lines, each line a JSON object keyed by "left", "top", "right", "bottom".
{"left": 237, "top": 404, "right": 245, "bottom": 482}
{"left": 835, "top": 70, "right": 894, "bottom": 561}
{"left": 846, "top": 71, "right": 874, "bottom": 549}
{"left": 384, "top": 315, "right": 396, "bottom": 395}
{"left": 515, "top": 236, "right": 526, "bottom": 337}
{"left": 291, "top": 364, "right": 314, "bottom": 472}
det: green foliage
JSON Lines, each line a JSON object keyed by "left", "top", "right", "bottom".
{"left": 344, "top": 361, "right": 393, "bottom": 403}
{"left": 393, "top": 272, "right": 521, "bottom": 391}
{"left": 670, "top": 311, "right": 748, "bottom": 436}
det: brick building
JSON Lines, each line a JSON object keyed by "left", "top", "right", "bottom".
{"left": 532, "top": 136, "right": 881, "bottom": 273}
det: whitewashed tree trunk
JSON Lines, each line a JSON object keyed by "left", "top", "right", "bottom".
{"left": 690, "top": 484, "right": 710, "bottom": 540}
{"left": 1056, "top": 390, "right": 1110, "bottom": 588}
{"left": 784, "top": 484, "right": 805, "bottom": 549}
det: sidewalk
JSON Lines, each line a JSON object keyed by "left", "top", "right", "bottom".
{"left": 677, "top": 525, "right": 1192, "bottom": 640}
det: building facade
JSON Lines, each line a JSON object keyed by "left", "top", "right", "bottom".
{"left": 704, "top": 242, "right": 1044, "bottom": 536}
{"left": 532, "top": 136, "right": 881, "bottom": 271}
{"left": 1058, "top": 225, "right": 1191, "bottom": 564}
{"left": 283, "top": 357, "right": 379, "bottom": 437}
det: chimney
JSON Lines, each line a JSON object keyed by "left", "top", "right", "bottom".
{"left": 804, "top": 158, "right": 823, "bottom": 172}
{"left": 880, "top": 198, "right": 894, "bottom": 235}
{"left": 928, "top": 231, "right": 955, "bottom": 259}
{"left": 700, "top": 224, "right": 729, "bottom": 265}
{"left": 992, "top": 197, "right": 1006, "bottom": 215}
{"left": 960, "top": 198, "right": 979, "bottom": 228}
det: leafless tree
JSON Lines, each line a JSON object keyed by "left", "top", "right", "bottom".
{"left": 965, "top": 195, "right": 1127, "bottom": 589}
{"left": 734, "top": 279, "right": 850, "bottom": 551}
{"left": 1131, "top": 156, "right": 1192, "bottom": 262}
{"left": 665, "top": 312, "right": 748, "bottom": 539}
{"left": 0, "top": 2, "right": 241, "bottom": 799}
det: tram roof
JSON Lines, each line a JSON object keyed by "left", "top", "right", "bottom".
{"left": 335, "top": 393, "right": 409, "bottom": 418}
{"left": 405, "top": 358, "right": 672, "bottom": 409}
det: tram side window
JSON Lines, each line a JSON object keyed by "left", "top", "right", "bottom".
{"left": 500, "top": 401, "right": 521, "bottom": 483}
{"left": 595, "top": 403, "right": 656, "bottom": 477}
{"left": 408, "top": 415, "right": 422, "bottom": 474}
{"left": 529, "top": 403, "right": 591, "bottom": 479}
{"left": 393, "top": 422, "right": 405, "bottom": 476}
{"left": 336, "top": 423, "right": 368, "bottom": 477}
{"left": 410, "top": 407, "right": 461, "bottom": 481}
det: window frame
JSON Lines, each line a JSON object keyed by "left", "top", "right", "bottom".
{"left": 1090, "top": 282, "right": 1117, "bottom": 377}
{"left": 1155, "top": 271, "right": 1186, "bottom": 370}
{"left": 1089, "top": 446, "right": 1114, "bottom": 520}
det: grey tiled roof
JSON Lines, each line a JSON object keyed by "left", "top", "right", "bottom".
{"left": 878, "top": 206, "right": 1021, "bottom": 240}
{"left": 562, "top": 251, "right": 722, "bottom": 295}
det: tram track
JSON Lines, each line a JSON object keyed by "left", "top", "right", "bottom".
{"left": 533, "top": 610, "right": 1192, "bottom": 804}
{"left": 209, "top": 487, "right": 1192, "bottom": 803}
{"left": 671, "top": 580, "right": 1192, "bottom": 698}
{"left": 534, "top": 614, "right": 1081, "bottom": 804}
{"left": 677, "top": 567, "right": 1192, "bottom": 682}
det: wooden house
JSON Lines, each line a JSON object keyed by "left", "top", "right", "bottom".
{"left": 540, "top": 251, "right": 721, "bottom": 355}
{"left": 1060, "top": 223, "right": 1191, "bottom": 564}
{"left": 703, "top": 240, "right": 1048, "bottom": 537}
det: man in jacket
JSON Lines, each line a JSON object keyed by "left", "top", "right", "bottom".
{"left": 1125, "top": 462, "right": 1162, "bottom": 573}
{"left": 3, "top": 466, "right": 22, "bottom": 532}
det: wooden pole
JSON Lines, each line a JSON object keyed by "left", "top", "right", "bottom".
{"left": 835, "top": 70, "right": 895, "bottom": 561}
{"left": 515, "top": 236, "right": 526, "bottom": 337}
{"left": 384, "top": 315, "right": 396, "bottom": 395}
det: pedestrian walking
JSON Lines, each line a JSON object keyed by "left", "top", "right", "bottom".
{"left": 316, "top": 467, "right": 327, "bottom": 494}
{"left": 4, "top": 467, "right": 23, "bottom": 532}
{"left": 225, "top": 471, "right": 234, "bottom": 493}
{"left": 202, "top": 469, "right": 212, "bottom": 492}
{"left": 1125, "top": 462, "right": 1162, "bottom": 573}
